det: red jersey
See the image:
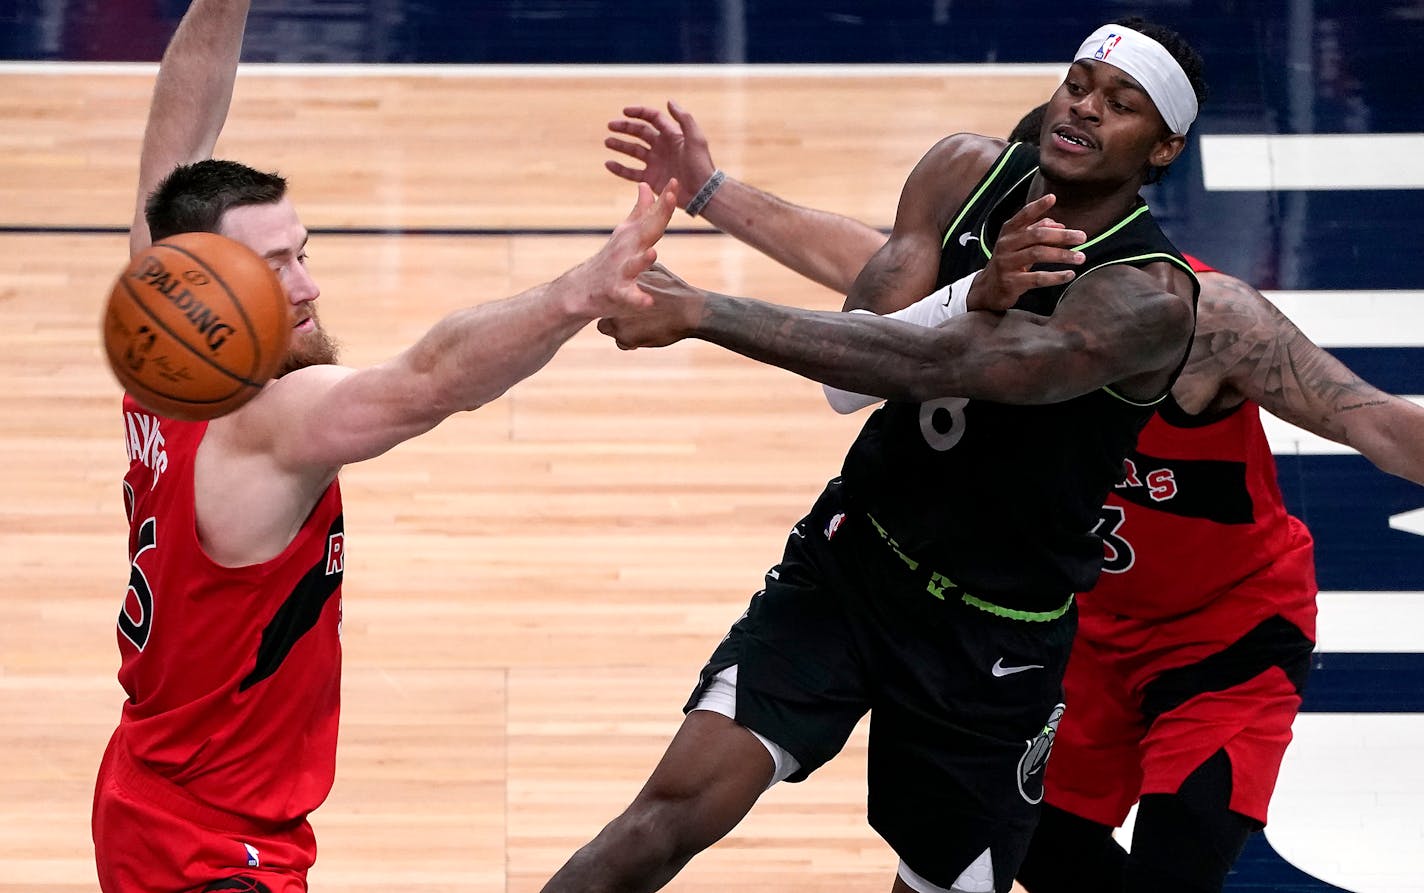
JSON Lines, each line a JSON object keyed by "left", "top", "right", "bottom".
{"left": 111, "top": 395, "right": 344, "bottom": 826}
{"left": 1085, "top": 256, "right": 1317, "bottom": 625}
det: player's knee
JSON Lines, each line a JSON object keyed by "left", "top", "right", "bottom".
{"left": 1125, "top": 796, "right": 1254, "bottom": 892}
{"left": 1017, "top": 803, "right": 1123, "bottom": 892}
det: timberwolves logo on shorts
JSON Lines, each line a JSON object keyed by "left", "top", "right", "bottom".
{"left": 1017, "top": 703, "right": 1065, "bottom": 804}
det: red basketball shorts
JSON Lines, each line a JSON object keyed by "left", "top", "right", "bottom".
{"left": 93, "top": 735, "right": 316, "bottom": 893}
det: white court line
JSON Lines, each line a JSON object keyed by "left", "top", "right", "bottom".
{"left": 1201, "top": 133, "right": 1424, "bottom": 191}
{"left": 1269, "top": 713, "right": 1424, "bottom": 893}
{"left": 0, "top": 60, "right": 1068, "bottom": 78}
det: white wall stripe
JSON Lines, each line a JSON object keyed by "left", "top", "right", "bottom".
{"left": 1316, "top": 592, "right": 1424, "bottom": 653}
{"left": 0, "top": 60, "right": 1068, "bottom": 79}
{"left": 1263, "top": 291, "right": 1424, "bottom": 347}
{"left": 1201, "top": 134, "right": 1424, "bottom": 191}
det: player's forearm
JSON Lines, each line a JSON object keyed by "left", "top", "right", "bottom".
{"left": 132, "top": 0, "right": 251, "bottom": 251}
{"left": 1343, "top": 397, "right": 1424, "bottom": 486}
{"left": 698, "top": 177, "right": 885, "bottom": 294}
{"left": 690, "top": 292, "right": 1059, "bottom": 403}
{"left": 406, "top": 275, "right": 593, "bottom": 415}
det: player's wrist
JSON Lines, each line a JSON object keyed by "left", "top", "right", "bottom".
{"left": 685, "top": 169, "right": 725, "bottom": 217}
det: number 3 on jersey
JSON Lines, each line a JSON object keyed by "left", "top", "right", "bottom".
{"left": 119, "top": 516, "right": 157, "bottom": 650}
{"left": 1095, "top": 505, "right": 1135, "bottom": 573}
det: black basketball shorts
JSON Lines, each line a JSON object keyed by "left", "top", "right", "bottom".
{"left": 684, "top": 479, "right": 1076, "bottom": 892}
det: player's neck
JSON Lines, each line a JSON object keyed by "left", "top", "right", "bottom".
{"left": 1027, "top": 174, "right": 1142, "bottom": 242}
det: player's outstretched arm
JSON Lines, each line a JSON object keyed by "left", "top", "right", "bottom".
{"left": 130, "top": 0, "right": 251, "bottom": 256}
{"left": 606, "top": 100, "right": 887, "bottom": 294}
{"left": 1198, "top": 273, "right": 1424, "bottom": 485}
{"left": 237, "top": 182, "right": 677, "bottom": 475}
{"left": 598, "top": 198, "right": 1185, "bottom": 406}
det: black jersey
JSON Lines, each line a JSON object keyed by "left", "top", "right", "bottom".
{"left": 839, "top": 142, "right": 1198, "bottom": 610}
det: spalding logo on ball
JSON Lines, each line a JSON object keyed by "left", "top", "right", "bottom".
{"left": 102, "top": 232, "right": 291, "bottom": 421}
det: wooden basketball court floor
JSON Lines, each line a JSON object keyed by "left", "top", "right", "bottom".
{"left": 0, "top": 65, "right": 1068, "bottom": 892}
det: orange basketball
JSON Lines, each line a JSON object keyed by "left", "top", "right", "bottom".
{"left": 101, "top": 231, "right": 291, "bottom": 421}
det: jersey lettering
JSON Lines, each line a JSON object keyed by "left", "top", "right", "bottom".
{"left": 123, "top": 411, "right": 169, "bottom": 483}
{"left": 1145, "top": 468, "right": 1179, "bottom": 501}
{"left": 325, "top": 533, "right": 345, "bottom": 575}
{"left": 1095, "top": 505, "right": 1135, "bottom": 574}
{"left": 918, "top": 396, "right": 969, "bottom": 451}
{"left": 119, "top": 516, "right": 157, "bottom": 651}
{"left": 1117, "top": 457, "right": 1143, "bottom": 488}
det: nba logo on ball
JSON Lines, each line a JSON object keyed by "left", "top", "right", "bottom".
{"left": 102, "top": 232, "right": 291, "bottom": 421}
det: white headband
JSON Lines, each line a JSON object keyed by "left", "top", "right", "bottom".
{"left": 1073, "top": 24, "right": 1198, "bottom": 135}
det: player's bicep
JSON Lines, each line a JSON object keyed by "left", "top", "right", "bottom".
{"left": 842, "top": 133, "right": 995, "bottom": 314}
{"left": 1202, "top": 280, "right": 1383, "bottom": 437}
{"left": 992, "top": 266, "right": 1193, "bottom": 401}
{"left": 843, "top": 229, "right": 945, "bottom": 314}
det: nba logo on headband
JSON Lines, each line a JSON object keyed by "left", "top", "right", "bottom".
{"left": 1074, "top": 24, "right": 1199, "bottom": 134}
{"left": 1094, "top": 33, "right": 1122, "bottom": 61}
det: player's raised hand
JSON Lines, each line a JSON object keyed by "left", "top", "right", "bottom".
{"left": 577, "top": 181, "right": 679, "bottom": 318}
{"left": 969, "top": 193, "right": 1086, "bottom": 312}
{"left": 605, "top": 100, "right": 716, "bottom": 211}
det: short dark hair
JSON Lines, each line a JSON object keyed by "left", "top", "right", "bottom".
{"left": 1113, "top": 17, "right": 1207, "bottom": 184}
{"left": 1115, "top": 17, "right": 1209, "bottom": 113}
{"left": 145, "top": 159, "right": 288, "bottom": 242}
{"left": 1008, "top": 103, "right": 1048, "bottom": 144}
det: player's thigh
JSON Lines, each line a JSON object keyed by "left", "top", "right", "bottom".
{"left": 865, "top": 604, "right": 1075, "bottom": 893}
{"left": 1042, "top": 631, "right": 1147, "bottom": 827}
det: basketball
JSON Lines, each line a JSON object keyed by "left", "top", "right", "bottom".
{"left": 101, "top": 231, "right": 291, "bottom": 421}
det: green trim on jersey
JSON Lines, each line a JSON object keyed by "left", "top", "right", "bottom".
{"left": 941, "top": 142, "right": 1026, "bottom": 249}
{"left": 1074, "top": 204, "right": 1152, "bottom": 251}
{"left": 962, "top": 591, "right": 1075, "bottom": 622}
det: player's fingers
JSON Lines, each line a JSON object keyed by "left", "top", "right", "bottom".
{"left": 608, "top": 118, "right": 660, "bottom": 145}
{"left": 628, "top": 104, "right": 680, "bottom": 137}
{"left": 656, "top": 179, "right": 679, "bottom": 223}
{"left": 620, "top": 105, "right": 663, "bottom": 124}
{"left": 1018, "top": 269, "right": 1077, "bottom": 288}
{"left": 1028, "top": 223, "right": 1086, "bottom": 245}
{"left": 605, "top": 136, "right": 648, "bottom": 162}
{"left": 622, "top": 247, "right": 659, "bottom": 280}
{"left": 996, "top": 224, "right": 1085, "bottom": 254}
{"left": 668, "top": 99, "right": 705, "bottom": 140}
{"left": 1011, "top": 245, "right": 1085, "bottom": 267}
{"left": 637, "top": 192, "right": 676, "bottom": 245}
{"left": 1005, "top": 193, "right": 1058, "bottom": 230}
{"left": 629, "top": 181, "right": 655, "bottom": 217}
{"left": 604, "top": 160, "right": 646, "bottom": 182}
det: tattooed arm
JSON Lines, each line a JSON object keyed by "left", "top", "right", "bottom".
{"left": 1184, "top": 271, "right": 1424, "bottom": 485}
{"left": 604, "top": 260, "right": 1194, "bottom": 405}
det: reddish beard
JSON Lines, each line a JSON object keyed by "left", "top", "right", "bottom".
{"left": 276, "top": 317, "right": 340, "bottom": 377}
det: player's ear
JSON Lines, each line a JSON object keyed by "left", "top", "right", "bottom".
{"left": 1149, "top": 133, "right": 1186, "bottom": 169}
